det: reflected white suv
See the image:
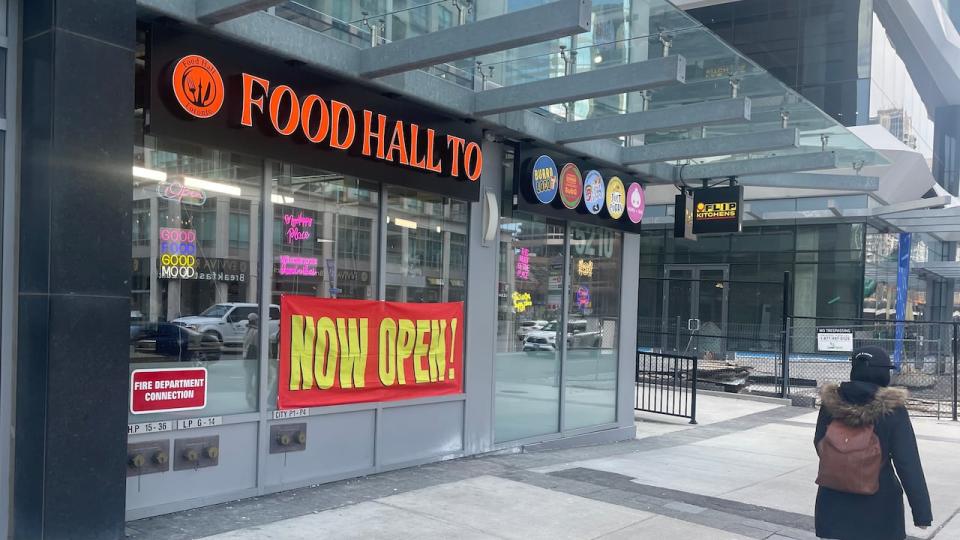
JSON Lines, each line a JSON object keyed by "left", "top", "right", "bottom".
{"left": 174, "top": 303, "right": 279, "bottom": 347}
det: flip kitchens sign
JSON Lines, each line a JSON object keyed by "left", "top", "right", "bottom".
{"left": 149, "top": 26, "right": 484, "bottom": 201}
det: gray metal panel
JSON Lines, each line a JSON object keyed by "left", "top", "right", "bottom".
{"left": 379, "top": 401, "right": 464, "bottom": 466}
{"left": 0, "top": 0, "right": 17, "bottom": 536}
{"left": 474, "top": 55, "right": 686, "bottom": 115}
{"left": 679, "top": 152, "right": 839, "bottom": 180}
{"left": 359, "top": 0, "right": 591, "bottom": 78}
{"left": 462, "top": 141, "right": 501, "bottom": 455}
{"left": 616, "top": 233, "right": 640, "bottom": 430}
{"left": 556, "top": 98, "right": 751, "bottom": 144}
{"left": 125, "top": 423, "right": 258, "bottom": 512}
{"left": 263, "top": 411, "right": 375, "bottom": 488}
{"left": 621, "top": 128, "right": 798, "bottom": 164}
{"left": 197, "top": 0, "right": 285, "bottom": 24}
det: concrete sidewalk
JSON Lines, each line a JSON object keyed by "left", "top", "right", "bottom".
{"left": 126, "top": 395, "right": 960, "bottom": 540}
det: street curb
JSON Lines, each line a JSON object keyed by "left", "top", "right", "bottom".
{"left": 698, "top": 389, "right": 793, "bottom": 406}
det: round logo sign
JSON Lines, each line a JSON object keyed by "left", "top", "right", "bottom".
{"left": 583, "top": 170, "right": 605, "bottom": 215}
{"left": 559, "top": 163, "right": 583, "bottom": 209}
{"left": 531, "top": 155, "right": 559, "bottom": 204}
{"left": 626, "top": 182, "right": 646, "bottom": 224}
{"left": 605, "top": 176, "right": 626, "bottom": 219}
{"left": 172, "top": 55, "right": 225, "bottom": 119}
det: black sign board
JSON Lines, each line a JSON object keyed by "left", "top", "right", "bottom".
{"left": 512, "top": 145, "right": 646, "bottom": 233}
{"left": 673, "top": 193, "right": 696, "bottom": 240}
{"left": 147, "top": 25, "right": 483, "bottom": 201}
{"left": 692, "top": 185, "right": 743, "bottom": 235}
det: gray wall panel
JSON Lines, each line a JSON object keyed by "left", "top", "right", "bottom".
{"left": 616, "top": 233, "right": 640, "bottom": 430}
{"left": 462, "top": 140, "right": 503, "bottom": 455}
{"left": 126, "top": 423, "right": 258, "bottom": 512}
{"left": 380, "top": 400, "right": 464, "bottom": 466}
{"left": 264, "top": 411, "right": 375, "bottom": 488}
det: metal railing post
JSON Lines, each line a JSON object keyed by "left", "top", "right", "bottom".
{"left": 781, "top": 271, "right": 791, "bottom": 399}
{"left": 689, "top": 356, "right": 698, "bottom": 424}
{"left": 953, "top": 322, "right": 958, "bottom": 422}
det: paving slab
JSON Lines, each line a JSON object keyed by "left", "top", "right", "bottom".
{"left": 196, "top": 501, "right": 497, "bottom": 540}
{"left": 381, "top": 475, "right": 656, "bottom": 540}
{"left": 596, "top": 515, "right": 753, "bottom": 539}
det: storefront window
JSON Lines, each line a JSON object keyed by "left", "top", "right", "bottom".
{"left": 385, "top": 187, "right": 468, "bottom": 303}
{"left": 266, "top": 164, "right": 380, "bottom": 409}
{"left": 565, "top": 224, "right": 621, "bottom": 429}
{"left": 129, "top": 141, "right": 262, "bottom": 421}
{"left": 494, "top": 213, "right": 565, "bottom": 442}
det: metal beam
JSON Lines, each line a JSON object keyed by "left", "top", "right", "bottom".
{"left": 557, "top": 98, "right": 751, "bottom": 144}
{"left": 679, "top": 152, "right": 839, "bottom": 180}
{"left": 621, "top": 128, "right": 797, "bottom": 165}
{"left": 475, "top": 55, "right": 686, "bottom": 115}
{"left": 359, "top": 0, "right": 591, "bottom": 78}
{"left": 197, "top": 0, "right": 285, "bottom": 24}
{"left": 870, "top": 196, "right": 951, "bottom": 217}
{"left": 731, "top": 173, "right": 880, "bottom": 191}
{"left": 879, "top": 206, "right": 960, "bottom": 220}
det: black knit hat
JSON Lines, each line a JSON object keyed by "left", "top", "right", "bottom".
{"left": 850, "top": 346, "right": 894, "bottom": 387}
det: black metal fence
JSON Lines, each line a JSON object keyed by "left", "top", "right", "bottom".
{"left": 635, "top": 351, "right": 698, "bottom": 424}
{"left": 784, "top": 317, "right": 959, "bottom": 419}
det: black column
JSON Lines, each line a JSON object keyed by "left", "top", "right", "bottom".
{"left": 14, "top": 1, "right": 134, "bottom": 539}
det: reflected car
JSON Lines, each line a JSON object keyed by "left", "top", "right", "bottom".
{"left": 131, "top": 322, "right": 221, "bottom": 362}
{"left": 517, "top": 319, "right": 548, "bottom": 341}
{"left": 173, "top": 303, "right": 279, "bottom": 347}
{"left": 522, "top": 336, "right": 556, "bottom": 352}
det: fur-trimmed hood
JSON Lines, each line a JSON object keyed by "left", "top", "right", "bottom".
{"left": 820, "top": 384, "right": 908, "bottom": 426}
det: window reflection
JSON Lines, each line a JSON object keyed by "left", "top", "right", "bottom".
{"left": 266, "top": 164, "right": 380, "bottom": 410}
{"left": 129, "top": 141, "right": 262, "bottom": 421}
{"left": 495, "top": 213, "right": 565, "bottom": 442}
{"left": 565, "top": 224, "right": 621, "bottom": 429}
{"left": 384, "top": 187, "right": 468, "bottom": 303}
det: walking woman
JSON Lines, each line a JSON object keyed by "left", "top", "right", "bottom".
{"left": 814, "top": 346, "right": 932, "bottom": 540}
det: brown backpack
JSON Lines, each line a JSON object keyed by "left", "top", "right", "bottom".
{"left": 816, "top": 420, "right": 883, "bottom": 495}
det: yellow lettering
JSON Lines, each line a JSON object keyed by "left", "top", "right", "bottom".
{"left": 378, "top": 318, "right": 397, "bottom": 386}
{"left": 396, "top": 319, "right": 415, "bottom": 385}
{"left": 428, "top": 319, "right": 447, "bottom": 382}
{"left": 289, "top": 315, "right": 315, "bottom": 390}
{"left": 412, "top": 320, "right": 431, "bottom": 383}
{"left": 337, "top": 317, "right": 368, "bottom": 389}
{"left": 315, "top": 317, "right": 338, "bottom": 390}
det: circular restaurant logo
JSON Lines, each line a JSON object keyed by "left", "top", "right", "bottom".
{"left": 172, "top": 55, "right": 225, "bottom": 119}
{"left": 626, "top": 182, "right": 646, "bottom": 224}
{"left": 605, "top": 176, "right": 626, "bottom": 219}
{"left": 531, "top": 155, "right": 559, "bottom": 204}
{"left": 583, "top": 170, "right": 605, "bottom": 215}
{"left": 559, "top": 163, "right": 583, "bottom": 209}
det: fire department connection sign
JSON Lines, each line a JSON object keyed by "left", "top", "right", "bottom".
{"left": 130, "top": 368, "right": 208, "bottom": 414}
{"left": 278, "top": 296, "right": 464, "bottom": 408}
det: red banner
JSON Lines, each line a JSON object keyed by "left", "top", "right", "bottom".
{"left": 278, "top": 296, "right": 464, "bottom": 408}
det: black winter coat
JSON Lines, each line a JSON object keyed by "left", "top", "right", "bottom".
{"left": 814, "top": 384, "right": 932, "bottom": 540}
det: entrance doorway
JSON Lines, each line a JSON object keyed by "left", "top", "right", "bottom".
{"left": 661, "top": 265, "right": 729, "bottom": 357}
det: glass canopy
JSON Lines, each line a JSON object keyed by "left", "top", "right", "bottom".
{"left": 274, "top": 0, "right": 887, "bottom": 170}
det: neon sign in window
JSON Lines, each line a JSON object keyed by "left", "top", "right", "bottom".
{"left": 576, "top": 259, "right": 593, "bottom": 277}
{"left": 515, "top": 248, "right": 530, "bottom": 280}
{"left": 576, "top": 286, "right": 591, "bottom": 310}
{"left": 283, "top": 212, "right": 313, "bottom": 242}
{"left": 278, "top": 255, "right": 318, "bottom": 276}
{"left": 512, "top": 291, "right": 532, "bottom": 313}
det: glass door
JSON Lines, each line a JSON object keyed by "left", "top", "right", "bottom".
{"left": 661, "top": 265, "right": 729, "bottom": 357}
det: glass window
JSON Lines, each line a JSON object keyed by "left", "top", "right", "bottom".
{"left": 266, "top": 164, "right": 380, "bottom": 409}
{"left": 129, "top": 141, "right": 263, "bottom": 422}
{"left": 564, "top": 224, "right": 621, "bottom": 429}
{"left": 384, "top": 187, "right": 468, "bottom": 303}
{"left": 494, "top": 213, "right": 565, "bottom": 442}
